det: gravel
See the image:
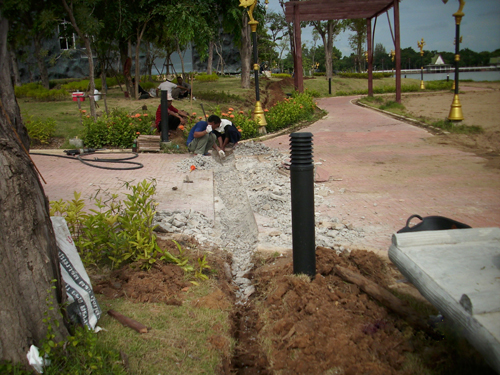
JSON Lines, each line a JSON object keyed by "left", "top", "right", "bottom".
{"left": 154, "top": 141, "right": 364, "bottom": 300}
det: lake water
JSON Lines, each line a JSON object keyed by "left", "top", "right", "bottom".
{"left": 401, "top": 70, "right": 500, "bottom": 82}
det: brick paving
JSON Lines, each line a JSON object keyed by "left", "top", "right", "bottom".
{"left": 264, "top": 96, "right": 500, "bottom": 255}
{"left": 31, "top": 152, "right": 214, "bottom": 221}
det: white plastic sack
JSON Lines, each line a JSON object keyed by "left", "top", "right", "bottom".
{"left": 51, "top": 217, "right": 101, "bottom": 330}
{"left": 27, "top": 345, "right": 50, "bottom": 373}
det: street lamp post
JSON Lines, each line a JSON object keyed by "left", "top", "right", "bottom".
{"left": 417, "top": 38, "right": 425, "bottom": 89}
{"left": 240, "top": 0, "right": 268, "bottom": 134}
{"left": 445, "top": 0, "right": 465, "bottom": 121}
{"left": 389, "top": 49, "right": 395, "bottom": 77}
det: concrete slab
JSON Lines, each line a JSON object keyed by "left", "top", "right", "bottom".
{"left": 389, "top": 228, "right": 500, "bottom": 373}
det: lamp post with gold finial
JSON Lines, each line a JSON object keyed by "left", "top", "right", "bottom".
{"left": 417, "top": 38, "right": 425, "bottom": 89}
{"left": 239, "top": 0, "right": 268, "bottom": 134}
{"left": 389, "top": 49, "right": 395, "bottom": 77}
{"left": 443, "top": 0, "right": 465, "bottom": 121}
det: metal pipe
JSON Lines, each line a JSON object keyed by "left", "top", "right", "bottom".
{"left": 290, "top": 132, "right": 315, "bottom": 277}
{"left": 160, "top": 90, "right": 169, "bottom": 142}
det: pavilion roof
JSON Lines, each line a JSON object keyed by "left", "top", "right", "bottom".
{"left": 285, "top": 0, "right": 397, "bottom": 22}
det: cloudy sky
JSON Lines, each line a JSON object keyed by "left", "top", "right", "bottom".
{"left": 265, "top": 0, "right": 500, "bottom": 56}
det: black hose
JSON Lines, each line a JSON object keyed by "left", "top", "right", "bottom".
{"left": 30, "top": 151, "right": 144, "bottom": 170}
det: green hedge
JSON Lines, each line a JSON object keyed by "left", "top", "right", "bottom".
{"left": 336, "top": 72, "right": 394, "bottom": 79}
{"left": 195, "top": 73, "right": 219, "bottom": 82}
{"left": 82, "top": 109, "right": 155, "bottom": 148}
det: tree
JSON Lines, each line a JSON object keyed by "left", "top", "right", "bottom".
{"left": 2, "top": 0, "right": 61, "bottom": 89}
{"left": 347, "top": 19, "right": 367, "bottom": 72}
{"left": 373, "top": 43, "right": 387, "bottom": 71}
{"left": 310, "top": 19, "right": 343, "bottom": 79}
{"left": 0, "top": 14, "right": 69, "bottom": 368}
{"left": 61, "top": 0, "right": 102, "bottom": 119}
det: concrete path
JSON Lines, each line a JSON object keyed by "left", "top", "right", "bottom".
{"left": 31, "top": 96, "right": 500, "bottom": 256}
{"left": 264, "top": 96, "right": 500, "bottom": 255}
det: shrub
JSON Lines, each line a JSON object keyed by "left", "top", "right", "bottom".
{"left": 196, "top": 90, "right": 242, "bottom": 103}
{"left": 82, "top": 109, "right": 155, "bottom": 148}
{"left": 24, "top": 116, "right": 57, "bottom": 145}
{"left": 271, "top": 73, "right": 292, "bottom": 78}
{"left": 265, "top": 92, "right": 316, "bottom": 133}
{"left": 195, "top": 73, "right": 219, "bottom": 82}
{"left": 313, "top": 72, "right": 325, "bottom": 76}
{"left": 336, "top": 72, "right": 393, "bottom": 79}
{"left": 15, "top": 83, "right": 68, "bottom": 101}
{"left": 50, "top": 180, "right": 209, "bottom": 275}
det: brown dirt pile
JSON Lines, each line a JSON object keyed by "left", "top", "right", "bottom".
{"left": 249, "top": 247, "right": 412, "bottom": 374}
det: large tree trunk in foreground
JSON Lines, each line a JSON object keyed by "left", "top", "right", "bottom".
{"left": 0, "top": 15, "right": 68, "bottom": 367}
{"left": 0, "top": 19, "right": 29, "bottom": 149}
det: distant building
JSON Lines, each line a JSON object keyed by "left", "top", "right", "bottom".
{"left": 425, "top": 54, "right": 452, "bottom": 73}
{"left": 15, "top": 22, "right": 241, "bottom": 84}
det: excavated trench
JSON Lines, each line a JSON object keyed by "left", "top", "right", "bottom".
{"left": 212, "top": 153, "right": 271, "bottom": 373}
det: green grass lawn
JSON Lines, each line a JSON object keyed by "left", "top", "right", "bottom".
{"left": 17, "top": 75, "right": 439, "bottom": 147}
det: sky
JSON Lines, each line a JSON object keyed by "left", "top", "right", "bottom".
{"left": 265, "top": 0, "right": 500, "bottom": 57}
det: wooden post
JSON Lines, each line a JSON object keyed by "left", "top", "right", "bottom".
{"left": 394, "top": 0, "right": 401, "bottom": 103}
{"left": 293, "top": 3, "right": 304, "bottom": 93}
{"left": 367, "top": 18, "right": 373, "bottom": 97}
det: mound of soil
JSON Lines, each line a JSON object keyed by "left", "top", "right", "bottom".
{"left": 248, "top": 248, "right": 410, "bottom": 374}
{"left": 91, "top": 237, "right": 495, "bottom": 374}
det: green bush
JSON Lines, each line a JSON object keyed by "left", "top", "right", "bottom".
{"left": 15, "top": 83, "right": 68, "bottom": 101}
{"left": 24, "top": 115, "right": 57, "bottom": 145}
{"left": 82, "top": 109, "right": 155, "bottom": 148}
{"left": 425, "top": 80, "right": 453, "bottom": 90}
{"left": 271, "top": 73, "right": 292, "bottom": 79}
{"left": 50, "top": 180, "right": 207, "bottom": 274}
{"left": 195, "top": 73, "right": 219, "bottom": 82}
{"left": 196, "top": 90, "right": 242, "bottom": 103}
{"left": 336, "top": 72, "right": 393, "bottom": 79}
{"left": 212, "top": 107, "right": 260, "bottom": 140}
{"left": 265, "top": 92, "right": 316, "bottom": 133}
{"left": 313, "top": 72, "right": 326, "bottom": 76}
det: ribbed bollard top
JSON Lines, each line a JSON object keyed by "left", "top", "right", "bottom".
{"left": 289, "top": 132, "right": 313, "bottom": 165}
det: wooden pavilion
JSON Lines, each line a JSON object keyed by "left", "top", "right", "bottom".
{"left": 285, "top": 0, "right": 402, "bottom": 102}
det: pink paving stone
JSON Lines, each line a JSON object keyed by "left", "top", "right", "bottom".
{"left": 31, "top": 152, "right": 214, "bottom": 221}
{"left": 264, "top": 96, "right": 500, "bottom": 254}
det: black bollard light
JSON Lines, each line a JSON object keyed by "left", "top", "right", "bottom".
{"left": 290, "top": 132, "right": 315, "bottom": 277}
{"left": 329, "top": 78, "right": 332, "bottom": 95}
{"left": 160, "top": 90, "right": 169, "bottom": 142}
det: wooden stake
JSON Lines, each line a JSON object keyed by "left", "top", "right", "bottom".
{"left": 107, "top": 309, "right": 148, "bottom": 333}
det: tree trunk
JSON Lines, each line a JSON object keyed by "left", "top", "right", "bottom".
{"left": 0, "top": 18, "right": 29, "bottom": 149}
{"left": 0, "top": 15, "right": 69, "bottom": 367}
{"left": 33, "top": 35, "right": 50, "bottom": 90}
{"left": 176, "top": 39, "right": 185, "bottom": 78}
{"left": 134, "top": 20, "right": 149, "bottom": 100}
{"left": 240, "top": 13, "right": 251, "bottom": 89}
{"left": 207, "top": 39, "right": 214, "bottom": 75}
{"left": 326, "top": 21, "right": 334, "bottom": 80}
{"left": 61, "top": 0, "right": 96, "bottom": 119}
{"left": 9, "top": 46, "right": 21, "bottom": 87}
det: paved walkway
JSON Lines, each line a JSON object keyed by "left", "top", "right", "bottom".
{"left": 32, "top": 96, "right": 500, "bottom": 256}
{"left": 31, "top": 152, "right": 214, "bottom": 220}
{"left": 264, "top": 96, "right": 500, "bottom": 254}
